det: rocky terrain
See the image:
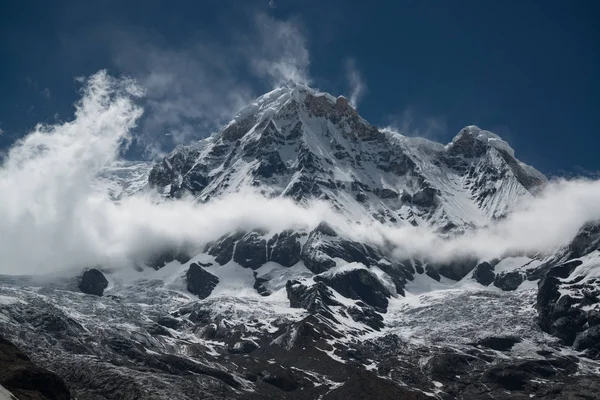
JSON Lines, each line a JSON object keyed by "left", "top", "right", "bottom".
{"left": 1, "top": 85, "right": 599, "bottom": 399}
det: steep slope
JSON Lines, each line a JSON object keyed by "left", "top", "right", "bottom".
{"left": 148, "top": 85, "right": 545, "bottom": 232}
{"left": 2, "top": 85, "right": 600, "bottom": 400}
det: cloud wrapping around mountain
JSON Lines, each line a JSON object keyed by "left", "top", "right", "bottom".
{"left": 0, "top": 71, "right": 599, "bottom": 275}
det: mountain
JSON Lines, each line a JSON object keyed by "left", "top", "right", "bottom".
{"left": 148, "top": 85, "right": 545, "bottom": 229}
{"left": 1, "top": 85, "right": 599, "bottom": 400}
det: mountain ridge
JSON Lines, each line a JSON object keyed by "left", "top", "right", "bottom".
{"left": 1, "top": 85, "right": 600, "bottom": 399}
{"left": 149, "top": 85, "right": 545, "bottom": 231}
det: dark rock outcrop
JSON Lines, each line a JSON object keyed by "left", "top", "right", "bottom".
{"left": 472, "top": 336, "right": 522, "bottom": 351}
{"left": 536, "top": 261, "right": 599, "bottom": 352}
{"left": 146, "top": 248, "right": 193, "bottom": 270}
{"left": 573, "top": 326, "right": 600, "bottom": 358}
{"left": 315, "top": 268, "right": 391, "bottom": 312}
{"left": 472, "top": 261, "right": 495, "bottom": 286}
{"left": 157, "top": 315, "right": 181, "bottom": 330}
{"left": 233, "top": 232, "right": 267, "bottom": 270}
{"left": 494, "top": 271, "right": 524, "bottom": 291}
{"left": 323, "top": 369, "right": 428, "bottom": 400}
{"left": 346, "top": 304, "right": 384, "bottom": 331}
{"left": 433, "top": 258, "right": 478, "bottom": 281}
{"left": 186, "top": 263, "right": 219, "bottom": 299}
{"left": 78, "top": 268, "right": 108, "bottom": 296}
{"left": 267, "top": 231, "right": 302, "bottom": 267}
{"left": 205, "top": 231, "right": 246, "bottom": 266}
{"left": 207, "top": 230, "right": 302, "bottom": 270}
{"left": 0, "top": 336, "right": 71, "bottom": 400}
{"left": 425, "top": 265, "right": 441, "bottom": 282}
{"left": 286, "top": 280, "right": 342, "bottom": 320}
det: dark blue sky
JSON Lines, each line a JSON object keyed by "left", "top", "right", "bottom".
{"left": 0, "top": 0, "right": 598, "bottom": 175}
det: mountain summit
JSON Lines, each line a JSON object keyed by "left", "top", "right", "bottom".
{"left": 1, "top": 86, "right": 599, "bottom": 399}
{"left": 149, "top": 85, "right": 545, "bottom": 229}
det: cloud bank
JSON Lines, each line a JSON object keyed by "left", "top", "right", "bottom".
{"left": 1, "top": 71, "right": 599, "bottom": 276}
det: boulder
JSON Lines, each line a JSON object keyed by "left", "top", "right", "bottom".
{"left": 228, "top": 341, "right": 259, "bottom": 354}
{"left": 472, "top": 261, "right": 495, "bottom": 286}
{"left": 493, "top": 271, "right": 524, "bottom": 291}
{"left": 157, "top": 316, "right": 181, "bottom": 330}
{"left": 186, "top": 263, "right": 219, "bottom": 299}
{"left": 473, "top": 336, "right": 522, "bottom": 351}
{"left": 78, "top": 268, "right": 108, "bottom": 296}
{"left": 573, "top": 326, "right": 600, "bottom": 358}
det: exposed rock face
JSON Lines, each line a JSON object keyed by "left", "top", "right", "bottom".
{"left": 425, "top": 265, "right": 441, "bottom": 282}
{"left": 0, "top": 336, "right": 71, "bottom": 400}
{"left": 186, "top": 263, "right": 219, "bottom": 299}
{"left": 472, "top": 262, "right": 495, "bottom": 286}
{"left": 233, "top": 232, "right": 268, "bottom": 270}
{"left": 207, "top": 230, "right": 302, "bottom": 270}
{"left": 433, "top": 258, "right": 478, "bottom": 281}
{"left": 536, "top": 255, "right": 600, "bottom": 358}
{"left": 267, "top": 230, "right": 302, "bottom": 267}
{"left": 286, "top": 280, "right": 342, "bottom": 317}
{"left": 494, "top": 271, "right": 525, "bottom": 291}
{"left": 285, "top": 280, "right": 384, "bottom": 331}
{"left": 315, "top": 268, "right": 391, "bottom": 312}
{"left": 472, "top": 336, "right": 522, "bottom": 351}
{"left": 5, "top": 86, "right": 600, "bottom": 399}
{"left": 78, "top": 268, "right": 108, "bottom": 296}
{"left": 146, "top": 248, "right": 193, "bottom": 270}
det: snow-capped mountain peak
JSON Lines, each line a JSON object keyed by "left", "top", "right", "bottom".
{"left": 3, "top": 85, "right": 600, "bottom": 400}
{"left": 149, "top": 85, "right": 545, "bottom": 229}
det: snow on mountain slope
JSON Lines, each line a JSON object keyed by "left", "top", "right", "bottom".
{"left": 148, "top": 85, "right": 545, "bottom": 232}
{"left": 2, "top": 85, "right": 600, "bottom": 400}
{"left": 95, "top": 161, "right": 154, "bottom": 200}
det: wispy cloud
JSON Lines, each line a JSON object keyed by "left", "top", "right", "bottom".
{"left": 106, "top": 28, "right": 253, "bottom": 155}
{"left": 249, "top": 13, "right": 311, "bottom": 86}
{"left": 345, "top": 58, "right": 367, "bottom": 108}
{"left": 383, "top": 107, "right": 447, "bottom": 141}
{"left": 25, "top": 76, "right": 51, "bottom": 100}
{"left": 87, "top": 12, "right": 311, "bottom": 156}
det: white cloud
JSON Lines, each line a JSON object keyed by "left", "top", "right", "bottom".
{"left": 249, "top": 13, "right": 311, "bottom": 86}
{"left": 106, "top": 28, "right": 253, "bottom": 155}
{"left": 345, "top": 58, "right": 366, "bottom": 108}
{"left": 94, "top": 13, "right": 310, "bottom": 155}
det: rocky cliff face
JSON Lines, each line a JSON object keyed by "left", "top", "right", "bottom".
{"left": 0, "top": 85, "right": 599, "bottom": 399}
{"left": 148, "top": 85, "right": 545, "bottom": 229}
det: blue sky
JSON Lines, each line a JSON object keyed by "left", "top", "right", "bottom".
{"left": 0, "top": 0, "right": 598, "bottom": 175}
